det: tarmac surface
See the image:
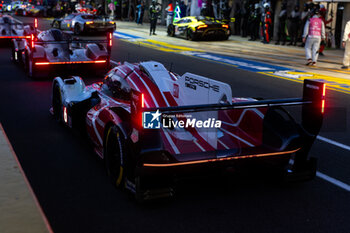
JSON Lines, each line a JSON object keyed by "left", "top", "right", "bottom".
{"left": 0, "top": 15, "right": 349, "bottom": 233}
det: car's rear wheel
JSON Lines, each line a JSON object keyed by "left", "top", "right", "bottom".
{"left": 186, "top": 29, "right": 196, "bottom": 41}
{"left": 105, "top": 126, "right": 125, "bottom": 189}
{"left": 74, "top": 24, "right": 81, "bottom": 35}
{"left": 52, "top": 82, "right": 63, "bottom": 121}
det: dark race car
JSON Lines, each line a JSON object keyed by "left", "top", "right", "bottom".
{"left": 12, "top": 28, "right": 113, "bottom": 78}
{"left": 52, "top": 13, "right": 116, "bottom": 35}
{"left": 51, "top": 61, "right": 326, "bottom": 201}
{"left": 167, "top": 16, "right": 232, "bottom": 41}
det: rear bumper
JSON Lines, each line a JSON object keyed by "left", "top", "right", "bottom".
{"left": 84, "top": 25, "right": 115, "bottom": 33}
{"left": 195, "top": 29, "right": 229, "bottom": 39}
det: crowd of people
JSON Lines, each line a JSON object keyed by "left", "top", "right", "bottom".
{"left": 234, "top": 2, "right": 332, "bottom": 48}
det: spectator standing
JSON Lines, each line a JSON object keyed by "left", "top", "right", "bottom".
{"left": 300, "top": 3, "right": 311, "bottom": 47}
{"left": 165, "top": 1, "right": 174, "bottom": 26}
{"left": 234, "top": 3, "right": 241, "bottom": 35}
{"left": 179, "top": 1, "right": 186, "bottom": 18}
{"left": 318, "top": 5, "right": 332, "bottom": 55}
{"left": 248, "top": 4, "right": 260, "bottom": 41}
{"left": 302, "top": 9, "right": 325, "bottom": 66}
{"left": 149, "top": 0, "right": 160, "bottom": 35}
{"left": 262, "top": 3, "right": 272, "bottom": 44}
{"left": 275, "top": 3, "right": 287, "bottom": 45}
{"left": 341, "top": 20, "right": 350, "bottom": 69}
{"left": 241, "top": 2, "right": 249, "bottom": 37}
{"left": 289, "top": 5, "right": 301, "bottom": 46}
{"left": 136, "top": 1, "right": 145, "bottom": 24}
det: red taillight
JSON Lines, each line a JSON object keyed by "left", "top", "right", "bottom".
{"left": 34, "top": 18, "right": 38, "bottom": 29}
{"left": 222, "top": 24, "right": 229, "bottom": 28}
{"left": 34, "top": 60, "right": 106, "bottom": 65}
{"left": 140, "top": 93, "right": 145, "bottom": 127}
{"left": 109, "top": 32, "right": 112, "bottom": 47}
{"left": 197, "top": 25, "right": 208, "bottom": 29}
{"left": 31, "top": 34, "right": 34, "bottom": 49}
{"left": 141, "top": 93, "right": 144, "bottom": 108}
{"left": 63, "top": 106, "right": 68, "bottom": 123}
{"left": 35, "top": 62, "right": 49, "bottom": 65}
{"left": 321, "top": 84, "right": 326, "bottom": 114}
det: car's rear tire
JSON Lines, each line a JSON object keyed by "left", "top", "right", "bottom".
{"left": 52, "top": 82, "right": 63, "bottom": 122}
{"left": 105, "top": 126, "right": 125, "bottom": 189}
{"left": 74, "top": 24, "right": 80, "bottom": 35}
{"left": 186, "top": 29, "right": 196, "bottom": 41}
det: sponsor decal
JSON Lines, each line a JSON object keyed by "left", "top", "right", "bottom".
{"left": 142, "top": 110, "right": 161, "bottom": 129}
{"left": 185, "top": 76, "right": 220, "bottom": 92}
{"left": 142, "top": 110, "right": 221, "bottom": 129}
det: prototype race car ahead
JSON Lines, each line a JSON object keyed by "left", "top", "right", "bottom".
{"left": 52, "top": 13, "right": 116, "bottom": 35}
{"left": 51, "top": 61, "right": 325, "bottom": 201}
{"left": 12, "top": 28, "right": 113, "bottom": 78}
{"left": 0, "top": 14, "right": 35, "bottom": 42}
{"left": 167, "top": 16, "right": 232, "bottom": 41}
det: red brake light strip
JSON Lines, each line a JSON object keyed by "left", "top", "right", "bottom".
{"left": 35, "top": 60, "right": 106, "bottom": 65}
{"left": 0, "top": 36, "right": 31, "bottom": 39}
{"left": 143, "top": 148, "right": 301, "bottom": 167}
{"left": 321, "top": 83, "right": 326, "bottom": 114}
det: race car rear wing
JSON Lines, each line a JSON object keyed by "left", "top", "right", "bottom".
{"left": 0, "top": 18, "right": 37, "bottom": 39}
{"left": 130, "top": 79, "right": 325, "bottom": 178}
{"left": 29, "top": 31, "right": 113, "bottom": 54}
{"left": 132, "top": 79, "right": 325, "bottom": 136}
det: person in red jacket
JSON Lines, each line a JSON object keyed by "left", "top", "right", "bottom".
{"left": 262, "top": 3, "right": 272, "bottom": 44}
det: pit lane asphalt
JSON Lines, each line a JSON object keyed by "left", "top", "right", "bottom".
{"left": 0, "top": 16, "right": 349, "bottom": 233}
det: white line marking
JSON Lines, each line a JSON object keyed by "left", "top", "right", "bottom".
{"left": 316, "top": 171, "right": 350, "bottom": 192}
{"left": 317, "top": 136, "right": 350, "bottom": 152}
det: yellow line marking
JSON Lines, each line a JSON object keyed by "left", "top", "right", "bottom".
{"left": 146, "top": 39, "right": 201, "bottom": 51}
{"left": 326, "top": 69, "right": 350, "bottom": 74}
{"left": 260, "top": 71, "right": 350, "bottom": 94}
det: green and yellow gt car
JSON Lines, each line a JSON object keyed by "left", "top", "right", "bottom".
{"left": 167, "top": 16, "right": 233, "bottom": 41}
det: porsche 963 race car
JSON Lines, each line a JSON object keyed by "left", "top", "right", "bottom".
{"left": 0, "top": 14, "right": 35, "bottom": 42}
{"left": 12, "top": 28, "right": 113, "bottom": 78}
{"left": 51, "top": 61, "right": 326, "bottom": 201}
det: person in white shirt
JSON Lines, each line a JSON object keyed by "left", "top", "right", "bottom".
{"left": 341, "top": 20, "right": 350, "bottom": 69}
{"left": 302, "top": 9, "right": 325, "bottom": 66}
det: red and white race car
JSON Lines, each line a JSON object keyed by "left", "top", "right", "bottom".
{"left": 0, "top": 14, "right": 35, "bottom": 41}
{"left": 51, "top": 61, "right": 326, "bottom": 201}
{"left": 12, "top": 28, "right": 113, "bottom": 78}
